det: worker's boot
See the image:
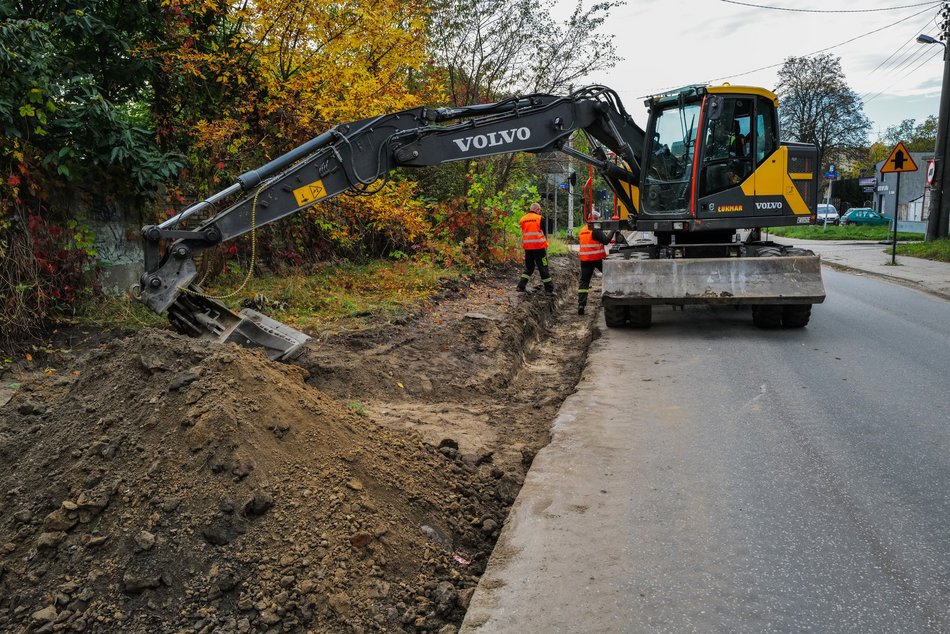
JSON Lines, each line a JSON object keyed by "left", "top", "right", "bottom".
{"left": 516, "top": 275, "right": 528, "bottom": 292}
{"left": 578, "top": 297, "right": 586, "bottom": 315}
{"left": 544, "top": 284, "right": 554, "bottom": 296}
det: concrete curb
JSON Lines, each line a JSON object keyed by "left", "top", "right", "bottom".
{"left": 819, "top": 260, "right": 950, "bottom": 302}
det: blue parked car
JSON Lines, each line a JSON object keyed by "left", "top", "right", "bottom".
{"left": 839, "top": 208, "right": 890, "bottom": 226}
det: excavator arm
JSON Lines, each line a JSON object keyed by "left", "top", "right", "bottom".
{"left": 137, "top": 86, "right": 645, "bottom": 360}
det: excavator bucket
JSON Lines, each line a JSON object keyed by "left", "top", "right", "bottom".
{"left": 166, "top": 294, "right": 310, "bottom": 361}
{"left": 602, "top": 255, "right": 826, "bottom": 306}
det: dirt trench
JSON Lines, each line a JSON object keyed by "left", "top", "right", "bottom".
{"left": 0, "top": 256, "right": 599, "bottom": 633}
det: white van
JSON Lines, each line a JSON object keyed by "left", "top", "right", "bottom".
{"left": 816, "top": 203, "right": 838, "bottom": 224}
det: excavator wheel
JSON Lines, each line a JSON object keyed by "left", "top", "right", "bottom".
{"left": 604, "top": 305, "right": 628, "bottom": 328}
{"left": 752, "top": 305, "right": 783, "bottom": 329}
{"left": 628, "top": 305, "right": 652, "bottom": 328}
{"left": 755, "top": 245, "right": 783, "bottom": 258}
{"left": 782, "top": 304, "right": 812, "bottom": 328}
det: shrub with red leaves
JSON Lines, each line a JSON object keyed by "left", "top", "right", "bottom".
{"left": 0, "top": 211, "right": 99, "bottom": 350}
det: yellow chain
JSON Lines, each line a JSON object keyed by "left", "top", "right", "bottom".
{"left": 177, "top": 183, "right": 264, "bottom": 300}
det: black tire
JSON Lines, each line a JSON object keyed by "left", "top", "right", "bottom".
{"left": 604, "top": 305, "right": 628, "bottom": 327}
{"left": 782, "top": 304, "right": 812, "bottom": 328}
{"left": 756, "top": 246, "right": 782, "bottom": 258}
{"left": 752, "top": 305, "right": 783, "bottom": 329}
{"left": 628, "top": 305, "right": 652, "bottom": 329}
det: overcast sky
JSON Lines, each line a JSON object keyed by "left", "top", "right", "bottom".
{"left": 555, "top": 0, "right": 944, "bottom": 142}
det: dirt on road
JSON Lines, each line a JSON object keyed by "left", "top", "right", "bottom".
{"left": 0, "top": 256, "right": 600, "bottom": 633}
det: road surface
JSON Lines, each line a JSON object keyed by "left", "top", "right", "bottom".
{"left": 462, "top": 268, "right": 950, "bottom": 633}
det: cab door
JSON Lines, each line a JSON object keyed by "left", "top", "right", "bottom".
{"left": 695, "top": 94, "right": 756, "bottom": 220}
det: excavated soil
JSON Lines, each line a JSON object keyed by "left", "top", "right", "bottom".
{"left": 0, "top": 257, "right": 601, "bottom": 633}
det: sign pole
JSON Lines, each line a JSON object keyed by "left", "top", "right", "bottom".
{"left": 892, "top": 173, "right": 900, "bottom": 265}
{"left": 880, "top": 141, "right": 918, "bottom": 263}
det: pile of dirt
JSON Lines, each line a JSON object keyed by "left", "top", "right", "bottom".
{"left": 0, "top": 257, "right": 594, "bottom": 633}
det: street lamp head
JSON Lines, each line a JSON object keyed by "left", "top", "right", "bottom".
{"left": 917, "top": 34, "right": 944, "bottom": 46}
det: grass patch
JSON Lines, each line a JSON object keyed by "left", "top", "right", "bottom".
{"left": 201, "top": 257, "right": 468, "bottom": 335}
{"left": 765, "top": 225, "right": 919, "bottom": 241}
{"left": 894, "top": 237, "right": 950, "bottom": 262}
{"left": 347, "top": 401, "right": 368, "bottom": 416}
{"left": 547, "top": 236, "right": 572, "bottom": 256}
{"left": 73, "top": 294, "right": 167, "bottom": 331}
{"left": 74, "top": 256, "right": 505, "bottom": 335}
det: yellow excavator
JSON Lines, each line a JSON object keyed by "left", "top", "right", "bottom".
{"left": 136, "top": 84, "right": 825, "bottom": 360}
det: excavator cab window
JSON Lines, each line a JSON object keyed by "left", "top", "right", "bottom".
{"left": 700, "top": 97, "right": 753, "bottom": 197}
{"left": 754, "top": 96, "right": 777, "bottom": 165}
{"left": 642, "top": 101, "right": 700, "bottom": 213}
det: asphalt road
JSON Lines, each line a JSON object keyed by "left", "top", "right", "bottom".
{"left": 463, "top": 269, "right": 950, "bottom": 633}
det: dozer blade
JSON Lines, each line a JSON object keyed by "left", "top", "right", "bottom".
{"left": 602, "top": 255, "right": 826, "bottom": 306}
{"left": 167, "top": 293, "right": 310, "bottom": 361}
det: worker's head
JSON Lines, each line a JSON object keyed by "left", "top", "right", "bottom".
{"left": 529, "top": 202, "right": 542, "bottom": 213}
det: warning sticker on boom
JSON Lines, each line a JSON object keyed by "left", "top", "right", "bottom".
{"left": 293, "top": 180, "right": 327, "bottom": 206}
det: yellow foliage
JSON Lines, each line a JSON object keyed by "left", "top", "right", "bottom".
{"left": 310, "top": 180, "right": 429, "bottom": 251}
{"left": 245, "top": 0, "right": 435, "bottom": 131}
{"left": 154, "top": 0, "right": 447, "bottom": 253}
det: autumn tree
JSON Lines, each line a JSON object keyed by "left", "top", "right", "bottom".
{"left": 427, "top": 0, "right": 622, "bottom": 107}
{"left": 0, "top": 0, "right": 182, "bottom": 210}
{"left": 883, "top": 116, "right": 938, "bottom": 152}
{"left": 0, "top": 0, "right": 185, "bottom": 344}
{"left": 775, "top": 54, "right": 871, "bottom": 170}
{"left": 421, "top": 0, "right": 622, "bottom": 243}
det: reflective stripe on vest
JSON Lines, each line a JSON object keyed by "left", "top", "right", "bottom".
{"left": 520, "top": 213, "right": 548, "bottom": 250}
{"left": 578, "top": 228, "right": 606, "bottom": 262}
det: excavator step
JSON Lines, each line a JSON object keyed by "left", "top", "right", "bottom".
{"left": 602, "top": 255, "right": 826, "bottom": 306}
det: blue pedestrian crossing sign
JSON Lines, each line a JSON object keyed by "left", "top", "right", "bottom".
{"left": 881, "top": 142, "right": 918, "bottom": 174}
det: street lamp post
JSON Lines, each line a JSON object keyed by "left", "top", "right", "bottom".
{"left": 919, "top": 31, "right": 950, "bottom": 240}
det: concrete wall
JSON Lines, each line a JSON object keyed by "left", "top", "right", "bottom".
{"left": 89, "top": 218, "right": 144, "bottom": 296}
{"left": 63, "top": 195, "right": 147, "bottom": 297}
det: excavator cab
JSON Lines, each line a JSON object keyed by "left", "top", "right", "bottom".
{"left": 638, "top": 85, "right": 818, "bottom": 234}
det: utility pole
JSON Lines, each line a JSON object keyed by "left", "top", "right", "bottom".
{"left": 566, "top": 134, "right": 574, "bottom": 237}
{"left": 925, "top": 2, "right": 950, "bottom": 241}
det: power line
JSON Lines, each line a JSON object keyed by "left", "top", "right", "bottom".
{"left": 862, "top": 47, "right": 943, "bottom": 104}
{"left": 868, "top": 12, "right": 931, "bottom": 74}
{"left": 866, "top": 10, "right": 940, "bottom": 75}
{"left": 860, "top": 41, "right": 935, "bottom": 99}
{"left": 858, "top": 12, "right": 943, "bottom": 101}
{"left": 719, "top": 0, "right": 937, "bottom": 13}
{"left": 699, "top": 4, "right": 941, "bottom": 85}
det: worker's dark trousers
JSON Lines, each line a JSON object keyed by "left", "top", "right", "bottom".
{"left": 517, "top": 248, "right": 553, "bottom": 292}
{"left": 577, "top": 260, "right": 603, "bottom": 309}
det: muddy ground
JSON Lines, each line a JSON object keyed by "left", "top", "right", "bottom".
{"left": 0, "top": 256, "right": 600, "bottom": 633}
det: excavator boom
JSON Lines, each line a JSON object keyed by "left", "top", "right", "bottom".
{"left": 137, "top": 84, "right": 825, "bottom": 359}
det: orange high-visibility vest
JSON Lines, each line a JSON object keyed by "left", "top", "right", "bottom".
{"left": 519, "top": 212, "right": 548, "bottom": 250}
{"left": 578, "top": 226, "right": 606, "bottom": 262}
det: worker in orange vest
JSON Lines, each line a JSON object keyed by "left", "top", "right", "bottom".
{"left": 577, "top": 211, "right": 607, "bottom": 315}
{"left": 516, "top": 202, "right": 554, "bottom": 295}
